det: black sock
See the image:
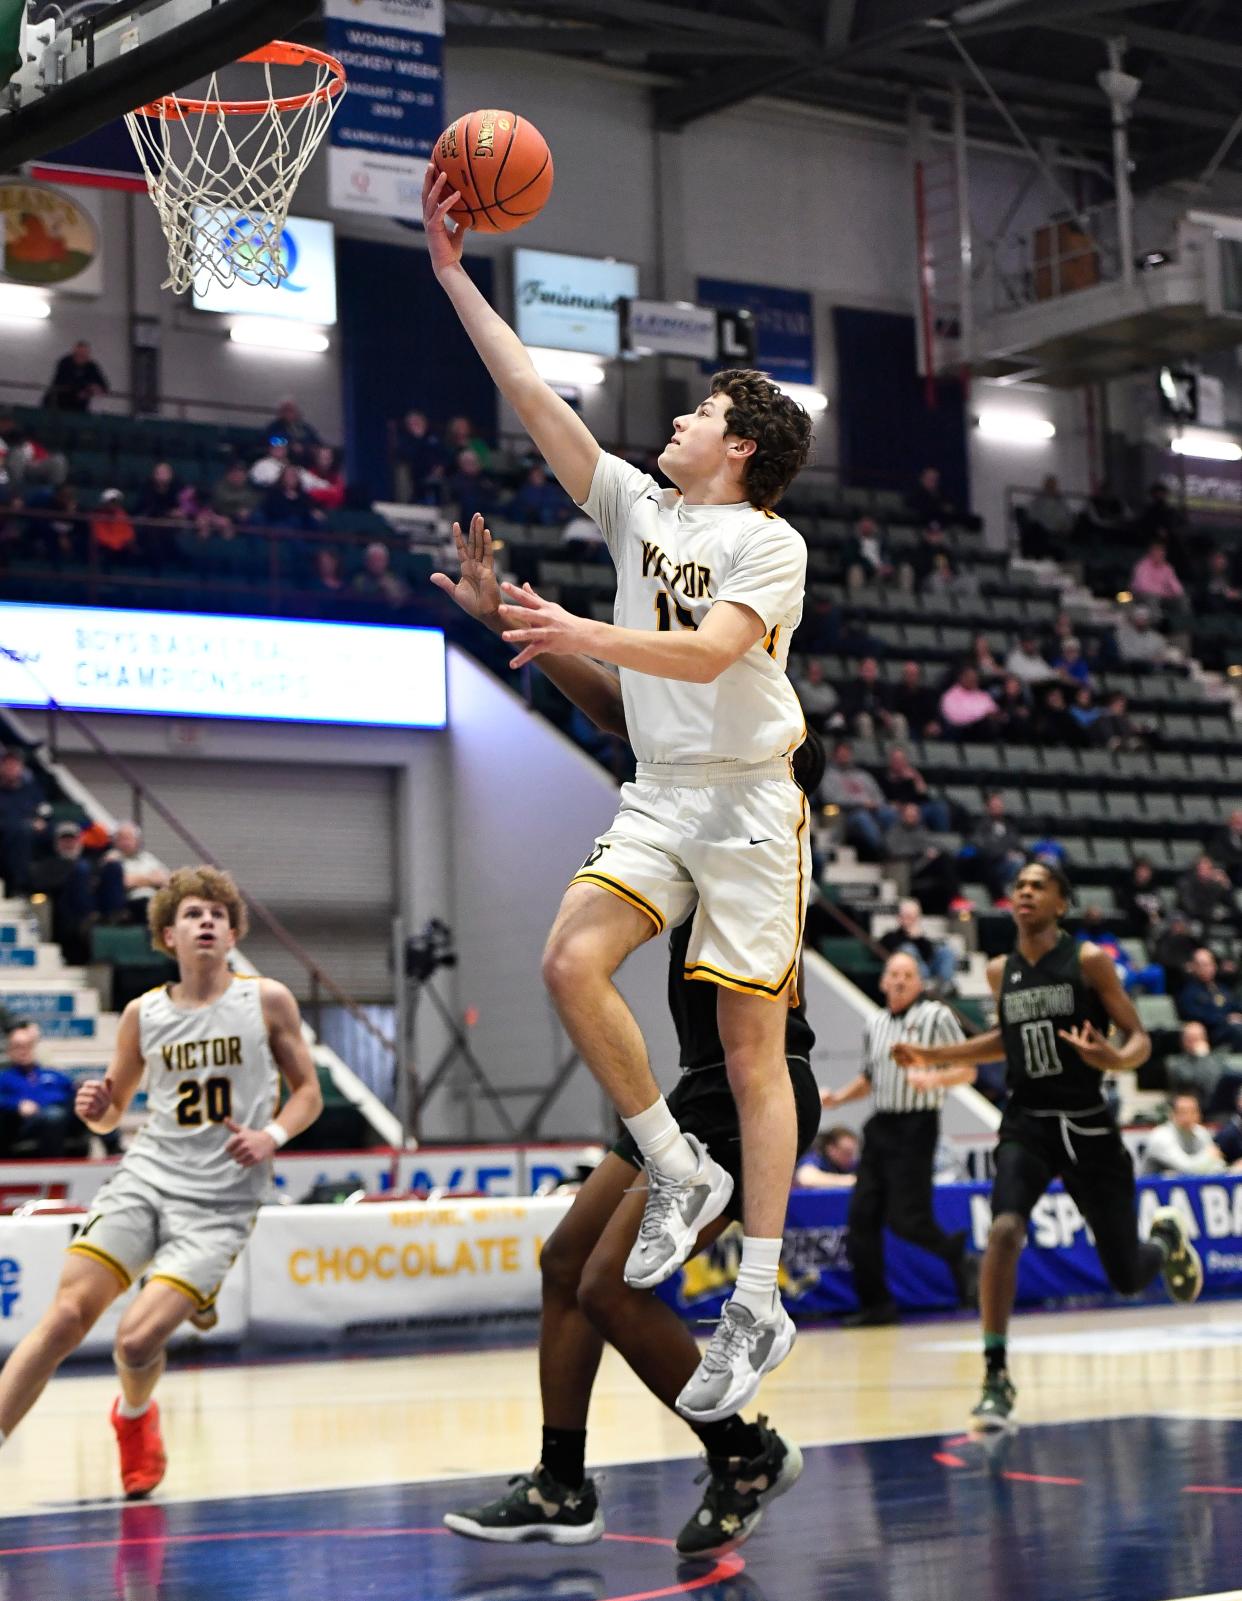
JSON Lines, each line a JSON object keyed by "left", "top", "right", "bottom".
{"left": 984, "top": 1339, "right": 1008, "bottom": 1377}
{"left": 541, "top": 1426, "right": 587, "bottom": 1489}
{"left": 692, "top": 1414, "right": 764, "bottom": 1461}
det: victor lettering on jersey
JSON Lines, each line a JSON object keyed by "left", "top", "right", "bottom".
{"left": 1001, "top": 983, "right": 1076, "bottom": 1025}
{"left": 161, "top": 1037, "right": 244, "bottom": 1072}
{"left": 639, "top": 540, "right": 713, "bottom": 599}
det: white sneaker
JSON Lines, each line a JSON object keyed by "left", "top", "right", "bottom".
{"left": 622, "top": 1132, "right": 733, "bottom": 1290}
{"left": 675, "top": 1297, "right": 797, "bottom": 1424}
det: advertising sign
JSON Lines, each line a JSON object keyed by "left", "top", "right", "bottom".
{"left": 0, "top": 177, "right": 104, "bottom": 294}
{"left": 325, "top": 0, "right": 444, "bottom": 223}
{"left": 514, "top": 248, "right": 639, "bottom": 357}
{"left": 0, "top": 603, "right": 446, "bottom": 729}
{"left": 696, "top": 277, "right": 815, "bottom": 382}
{"left": 620, "top": 298, "right": 717, "bottom": 360}
{"left": 191, "top": 213, "right": 337, "bottom": 325}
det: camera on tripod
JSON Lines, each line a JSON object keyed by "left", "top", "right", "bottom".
{"left": 404, "top": 918, "right": 457, "bottom": 983}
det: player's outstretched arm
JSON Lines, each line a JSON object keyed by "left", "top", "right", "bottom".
{"left": 75, "top": 1000, "right": 145, "bottom": 1134}
{"left": 422, "top": 169, "right": 600, "bottom": 504}
{"left": 224, "top": 981, "right": 323, "bottom": 1167}
{"left": 431, "top": 515, "right": 627, "bottom": 736}
{"left": 820, "top": 1072, "right": 869, "bottom": 1110}
{"left": 1064, "top": 947, "right": 1151, "bottom": 1073}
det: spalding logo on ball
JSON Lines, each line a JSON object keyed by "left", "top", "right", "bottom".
{"left": 432, "top": 109, "right": 553, "bottom": 234}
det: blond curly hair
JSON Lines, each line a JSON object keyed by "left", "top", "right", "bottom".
{"left": 147, "top": 865, "right": 250, "bottom": 957}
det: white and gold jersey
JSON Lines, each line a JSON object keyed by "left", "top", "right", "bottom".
{"left": 579, "top": 452, "right": 807, "bottom": 765}
{"left": 122, "top": 977, "right": 280, "bottom": 1204}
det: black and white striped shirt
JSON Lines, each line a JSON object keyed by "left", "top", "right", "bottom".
{"left": 863, "top": 999, "right": 964, "bottom": 1113}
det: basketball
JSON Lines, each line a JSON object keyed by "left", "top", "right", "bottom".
{"left": 432, "top": 109, "right": 553, "bottom": 234}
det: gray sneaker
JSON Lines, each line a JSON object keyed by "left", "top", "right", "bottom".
{"left": 1150, "top": 1205, "right": 1204, "bottom": 1303}
{"left": 623, "top": 1133, "right": 734, "bottom": 1290}
{"left": 676, "top": 1298, "right": 797, "bottom": 1424}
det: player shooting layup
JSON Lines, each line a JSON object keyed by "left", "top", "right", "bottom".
{"left": 0, "top": 867, "right": 322, "bottom": 1496}
{"left": 424, "top": 168, "right": 814, "bottom": 1417}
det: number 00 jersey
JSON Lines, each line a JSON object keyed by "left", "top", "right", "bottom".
{"left": 122, "top": 977, "right": 280, "bottom": 1204}
{"left": 579, "top": 452, "right": 807, "bottom": 766}
{"left": 998, "top": 933, "right": 1111, "bottom": 1113}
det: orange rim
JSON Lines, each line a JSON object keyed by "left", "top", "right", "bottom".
{"left": 132, "top": 40, "right": 346, "bottom": 120}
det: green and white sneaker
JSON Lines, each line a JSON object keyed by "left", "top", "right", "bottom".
{"left": 971, "top": 1370, "right": 1017, "bottom": 1434}
{"left": 443, "top": 1466, "right": 604, "bottom": 1545}
{"left": 1150, "top": 1206, "right": 1204, "bottom": 1304}
{"left": 676, "top": 1417, "right": 803, "bottom": 1559}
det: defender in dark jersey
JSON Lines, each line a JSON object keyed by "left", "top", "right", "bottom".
{"left": 892, "top": 862, "right": 1202, "bottom": 1432}
{"left": 435, "top": 514, "right": 821, "bottom": 1556}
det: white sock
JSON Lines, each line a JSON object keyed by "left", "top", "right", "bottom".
{"left": 116, "top": 1397, "right": 150, "bottom": 1420}
{"left": 731, "top": 1236, "right": 784, "bottom": 1318}
{"left": 621, "top": 1097, "right": 699, "bottom": 1181}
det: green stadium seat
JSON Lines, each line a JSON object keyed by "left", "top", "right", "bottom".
{"left": 1025, "top": 787, "right": 1064, "bottom": 818}
{"left": 91, "top": 925, "right": 159, "bottom": 964}
{"left": 1092, "top": 838, "right": 1133, "bottom": 870}
{"left": 1136, "top": 994, "right": 1179, "bottom": 1031}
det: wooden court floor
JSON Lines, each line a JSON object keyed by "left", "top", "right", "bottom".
{"left": 1, "top": 1300, "right": 1240, "bottom": 1601}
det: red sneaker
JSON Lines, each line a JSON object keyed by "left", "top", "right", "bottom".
{"left": 111, "top": 1399, "right": 167, "bottom": 1499}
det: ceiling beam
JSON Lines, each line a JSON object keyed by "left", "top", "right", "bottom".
{"left": 478, "top": 0, "right": 811, "bottom": 49}
{"left": 445, "top": 25, "right": 802, "bottom": 55}
{"left": 1041, "top": 16, "right": 1242, "bottom": 77}
{"left": 824, "top": 0, "right": 858, "bottom": 50}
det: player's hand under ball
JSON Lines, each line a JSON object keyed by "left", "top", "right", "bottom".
{"left": 421, "top": 167, "right": 467, "bottom": 275}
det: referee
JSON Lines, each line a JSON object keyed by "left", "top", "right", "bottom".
{"left": 822, "top": 951, "right": 978, "bottom": 1327}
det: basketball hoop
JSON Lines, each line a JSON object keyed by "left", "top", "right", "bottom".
{"left": 124, "top": 41, "right": 346, "bottom": 296}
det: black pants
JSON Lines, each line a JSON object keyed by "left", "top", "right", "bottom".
{"left": 847, "top": 1111, "right": 966, "bottom": 1310}
{"left": 991, "top": 1104, "right": 1164, "bottom": 1296}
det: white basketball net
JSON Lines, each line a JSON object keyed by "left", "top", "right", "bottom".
{"left": 124, "top": 55, "right": 343, "bottom": 296}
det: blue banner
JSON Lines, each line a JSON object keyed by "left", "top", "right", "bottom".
{"left": 696, "top": 277, "right": 815, "bottom": 383}
{"left": 324, "top": 0, "right": 444, "bottom": 223}
{"left": 658, "top": 1174, "right": 1242, "bottom": 1320}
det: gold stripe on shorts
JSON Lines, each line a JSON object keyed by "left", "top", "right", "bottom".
{"left": 148, "top": 1272, "right": 213, "bottom": 1311}
{"left": 66, "top": 1241, "right": 133, "bottom": 1290}
{"left": 570, "top": 871, "right": 666, "bottom": 933}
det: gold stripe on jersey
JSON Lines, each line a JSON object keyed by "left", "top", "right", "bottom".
{"left": 682, "top": 788, "right": 809, "bottom": 1001}
{"left": 570, "top": 871, "right": 666, "bottom": 933}
{"left": 66, "top": 1240, "right": 133, "bottom": 1289}
{"left": 149, "top": 1272, "right": 213, "bottom": 1310}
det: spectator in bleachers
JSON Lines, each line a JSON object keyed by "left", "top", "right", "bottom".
{"left": 791, "top": 658, "right": 839, "bottom": 731}
{"left": 393, "top": 409, "right": 443, "bottom": 503}
{"left": 1004, "top": 632, "right": 1055, "bottom": 685}
{"left": 1051, "top": 635, "right": 1091, "bottom": 687}
{"left": 994, "top": 674, "right": 1033, "bottom": 737}
{"left": 1032, "top": 684, "right": 1077, "bottom": 747}
{"left": 842, "top": 515, "right": 897, "bottom": 590}
{"left": 304, "top": 445, "right": 347, "bottom": 513}
{"left": 885, "top": 805, "right": 961, "bottom": 918}
{"left": 1164, "top": 1021, "right": 1236, "bottom": 1113}
{"left": 1208, "top": 807, "right": 1242, "bottom": 888}
{"left": 1021, "top": 474, "right": 1074, "bottom": 557}
{"left": 134, "top": 461, "right": 180, "bottom": 522}
{"left": 822, "top": 739, "right": 891, "bottom": 860}
{"left": 0, "top": 1021, "right": 78, "bottom": 1157}
{"left": 44, "top": 339, "right": 109, "bottom": 412}
{"left": 971, "top": 633, "right": 1002, "bottom": 683}
{"left": 1140, "top": 1091, "right": 1224, "bottom": 1177}
{"left": 262, "top": 464, "right": 322, "bottom": 533}
{"left": 1216, "top": 1085, "right": 1242, "bottom": 1169}
{"left": 0, "top": 748, "right": 44, "bottom": 896}
{"left": 28, "top": 821, "right": 122, "bottom": 967}
{"left": 508, "top": 462, "right": 572, "bottom": 528}
{"left": 3, "top": 422, "right": 68, "bottom": 491}
{"left": 877, "top": 898, "right": 959, "bottom": 991}
{"left": 1073, "top": 905, "right": 1165, "bottom": 995}
{"left": 250, "top": 436, "right": 296, "bottom": 489}
{"left": 105, "top": 822, "right": 168, "bottom": 923}
{"left": 923, "top": 549, "right": 975, "bottom": 602}
{"left": 1131, "top": 540, "right": 1187, "bottom": 621}
{"left": 1069, "top": 684, "right": 1102, "bottom": 742}
{"left": 795, "top": 1126, "right": 859, "bottom": 1188}
{"left": 264, "top": 398, "right": 321, "bottom": 465}
{"left": 1177, "top": 947, "right": 1242, "bottom": 1051}
{"left": 1074, "top": 481, "right": 1129, "bottom": 540}
{"left": 1196, "top": 548, "right": 1241, "bottom": 614}
{"left": 309, "top": 545, "right": 348, "bottom": 604}
{"left": 1133, "top": 481, "right": 1186, "bottom": 569}
{"left": 911, "top": 521, "right": 953, "bottom": 588}
{"left": 939, "top": 665, "right": 1001, "bottom": 738}
{"left": 446, "top": 449, "right": 500, "bottom": 522}
{"left": 891, "top": 660, "right": 941, "bottom": 740}
{"left": 1153, "top": 913, "right": 1197, "bottom": 990}
{"left": 443, "top": 414, "right": 492, "bottom": 471}
{"left": 1114, "top": 604, "right": 1168, "bottom": 666}
{"left": 1095, "top": 690, "right": 1150, "bottom": 752}
{"left": 89, "top": 488, "right": 137, "bottom": 568}
{"left": 1120, "top": 857, "right": 1164, "bottom": 940}
{"left": 880, "top": 746, "right": 950, "bottom": 831}
{"left": 352, "top": 541, "right": 410, "bottom": 610}
{"left": 208, "top": 461, "right": 260, "bottom": 532}
{"left": 1177, "top": 854, "right": 1234, "bottom": 930}
{"left": 968, "top": 792, "right": 1025, "bottom": 905}
{"left": 29, "top": 483, "right": 86, "bottom": 568}
{"left": 909, "top": 465, "right": 961, "bottom": 529}
{"left": 839, "top": 657, "right": 903, "bottom": 741}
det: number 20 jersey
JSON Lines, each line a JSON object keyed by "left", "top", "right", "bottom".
{"left": 123, "top": 976, "right": 280, "bottom": 1204}
{"left": 998, "top": 933, "right": 1112, "bottom": 1112}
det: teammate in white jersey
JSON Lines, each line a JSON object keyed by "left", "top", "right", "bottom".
{"left": 424, "top": 169, "right": 813, "bottom": 1418}
{"left": 0, "top": 866, "right": 321, "bottom": 1496}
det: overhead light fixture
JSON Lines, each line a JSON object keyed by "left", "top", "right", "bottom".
{"left": 977, "top": 411, "right": 1056, "bottom": 443}
{"left": 229, "top": 318, "right": 329, "bottom": 354}
{"left": 778, "top": 382, "right": 830, "bottom": 415}
{"left": 1170, "top": 429, "right": 1242, "bottom": 461}
{"left": 529, "top": 347, "right": 607, "bottom": 387}
{"left": 0, "top": 285, "right": 51, "bottom": 321}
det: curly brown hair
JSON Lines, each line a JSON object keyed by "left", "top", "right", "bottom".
{"left": 710, "top": 368, "right": 813, "bottom": 510}
{"left": 147, "top": 865, "right": 250, "bottom": 956}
